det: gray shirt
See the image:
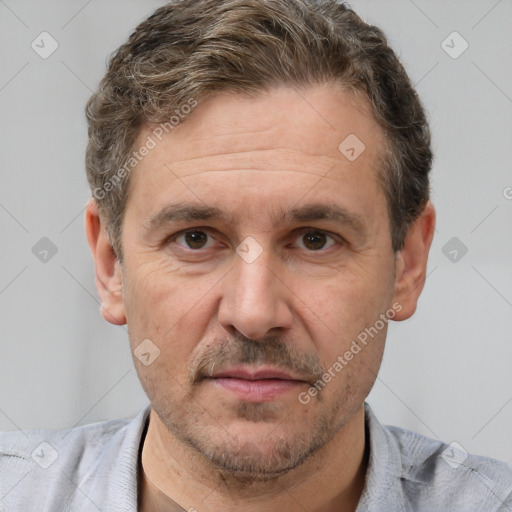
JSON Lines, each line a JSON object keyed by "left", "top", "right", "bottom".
{"left": 1, "top": 403, "right": 511, "bottom": 511}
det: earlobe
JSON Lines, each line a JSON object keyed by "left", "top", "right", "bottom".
{"left": 85, "top": 199, "right": 127, "bottom": 326}
{"left": 392, "top": 201, "right": 436, "bottom": 321}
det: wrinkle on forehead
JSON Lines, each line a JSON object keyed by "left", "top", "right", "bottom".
{"left": 162, "top": 149, "right": 342, "bottom": 180}
{"left": 127, "top": 84, "right": 388, "bottom": 218}
{"left": 134, "top": 84, "right": 384, "bottom": 167}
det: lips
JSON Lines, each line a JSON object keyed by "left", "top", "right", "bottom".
{"left": 205, "top": 366, "right": 307, "bottom": 402}
{"left": 210, "top": 367, "right": 303, "bottom": 381}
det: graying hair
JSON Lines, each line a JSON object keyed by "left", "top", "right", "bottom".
{"left": 85, "top": 0, "right": 432, "bottom": 263}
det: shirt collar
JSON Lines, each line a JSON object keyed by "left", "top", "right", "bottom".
{"left": 356, "top": 402, "right": 410, "bottom": 511}
{"left": 119, "top": 402, "right": 408, "bottom": 511}
{"left": 100, "top": 403, "right": 151, "bottom": 511}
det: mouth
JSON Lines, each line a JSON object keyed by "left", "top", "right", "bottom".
{"left": 203, "top": 366, "right": 309, "bottom": 402}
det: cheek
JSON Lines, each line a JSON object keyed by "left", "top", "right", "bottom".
{"left": 296, "top": 263, "right": 394, "bottom": 363}
{"left": 122, "top": 263, "right": 220, "bottom": 370}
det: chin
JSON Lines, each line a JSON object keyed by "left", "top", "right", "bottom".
{"left": 183, "top": 414, "right": 334, "bottom": 483}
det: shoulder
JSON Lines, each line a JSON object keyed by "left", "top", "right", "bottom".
{"left": 0, "top": 414, "right": 131, "bottom": 465}
{"left": 0, "top": 406, "right": 150, "bottom": 512}
{"left": 362, "top": 403, "right": 512, "bottom": 511}
{"left": 386, "top": 423, "right": 512, "bottom": 510}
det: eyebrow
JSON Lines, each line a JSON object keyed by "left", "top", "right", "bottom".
{"left": 143, "top": 202, "right": 366, "bottom": 235}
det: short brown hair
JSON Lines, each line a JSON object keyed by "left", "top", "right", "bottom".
{"left": 85, "top": 0, "right": 432, "bottom": 263}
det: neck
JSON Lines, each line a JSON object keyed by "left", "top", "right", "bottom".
{"left": 138, "top": 405, "right": 368, "bottom": 512}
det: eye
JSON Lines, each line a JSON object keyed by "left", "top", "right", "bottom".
{"left": 293, "top": 230, "right": 338, "bottom": 251}
{"left": 171, "top": 230, "right": 216, "bottom": 250}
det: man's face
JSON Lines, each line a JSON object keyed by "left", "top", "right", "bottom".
{"left": 118, "top": 84, "right": 399, "bottom": 476}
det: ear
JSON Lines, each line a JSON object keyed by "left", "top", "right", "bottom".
{"left": 85, "top": 199, "right": 127, "bottom": 326}
{"left": 392, "top": 201, "right": 436, "bottom": 321}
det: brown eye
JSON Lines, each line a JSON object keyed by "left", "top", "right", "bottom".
{"left": 293, "top": 230, "right": 337, "bottom": 251}
{"left": 177, "top": 230, "right": 212, "bottom": 249}
{"left": 302, "top": 232, "right": 328, "bottom": 250}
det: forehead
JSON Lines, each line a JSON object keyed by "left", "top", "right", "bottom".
{"left": 126, "top": 84, "right": 387, "bottom": 226}
{"left": 140, "top": 84, "right": 383, "bottom": 173}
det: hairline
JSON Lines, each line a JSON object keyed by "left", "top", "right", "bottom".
{"left": 108, "top": 82, "right": 400, "bottom": 264}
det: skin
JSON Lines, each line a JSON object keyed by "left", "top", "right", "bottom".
{"left": 85, "top": 83, "right": 435, "bottom": 512}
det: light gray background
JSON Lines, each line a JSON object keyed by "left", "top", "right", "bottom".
{"left": 1, "top": 0, "right": 511, "bottom": 465}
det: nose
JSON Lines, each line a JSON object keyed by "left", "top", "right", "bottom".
{"left": 218, "top": 248, "right": 294, "bottom": 340}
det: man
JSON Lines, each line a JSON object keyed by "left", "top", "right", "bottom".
{"left": 1, "top": 0, "right": 511, "bottom": 511}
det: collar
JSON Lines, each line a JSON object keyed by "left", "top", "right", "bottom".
{"left": 121, "top": 402, "right": 408, "bottom": 511}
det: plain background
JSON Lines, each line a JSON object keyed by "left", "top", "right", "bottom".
{"left": 0, "top": 0, "right": 511, "bottom": 464}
